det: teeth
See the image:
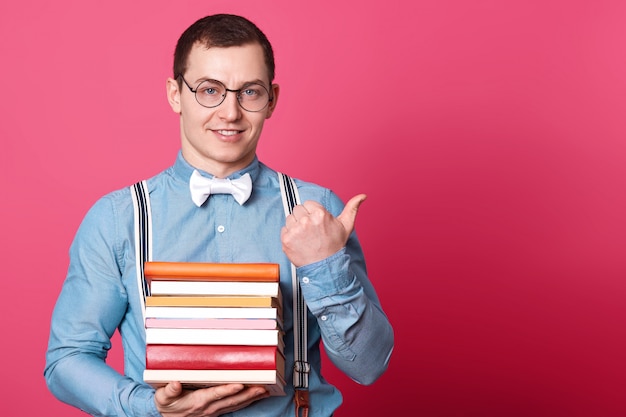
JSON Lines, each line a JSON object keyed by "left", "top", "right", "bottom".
{"left": 217, "top": 130, "right": 238, "bottom": 136}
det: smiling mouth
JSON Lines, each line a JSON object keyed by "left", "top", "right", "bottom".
{"left": 216, "top": 130, "right": 242, "bottom": 136}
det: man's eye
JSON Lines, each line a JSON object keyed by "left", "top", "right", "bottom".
{"left": 200, "top": 87, "right": 219, "bottom": 95}
{"left": 242, "top": 89, "right": 259, "bottom": 97}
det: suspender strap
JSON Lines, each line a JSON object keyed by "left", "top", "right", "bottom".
{"left": 278, "top": 172, "right": 310, "bottom": 417}
{"left": 130, "top": 180, "right": 152, "bottom": 321}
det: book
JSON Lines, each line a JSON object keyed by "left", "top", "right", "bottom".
{"left": 145, "top": 306, "right": 282, "bottom": 323}
{"left": 143, "top": 369, "right": 286, "bottom": 396}
{"left": 145, "top": 295, "right": 281, "bottom": 308}
{"left": 150, "top": 280, "right": 281, "bottom": 297}
{"left": 144, "top": 262, "right": 280, "bottom": 282}
{"left": 145, "top": 318, "right": 282, "bottom": 330}
{"left": 145, "top": 344, "right": 285, "bottom": 373}
{"left": 145, "top": 328, "right": 284, "bottom": 349}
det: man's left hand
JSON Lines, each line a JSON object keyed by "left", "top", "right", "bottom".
{"left": 281, "top": 194, "right": 366, "bottom": 267}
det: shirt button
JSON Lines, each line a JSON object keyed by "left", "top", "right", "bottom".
{"left": 320, "top": 315, "right": 328, "bottom": 321}
{"left": 302, "top": 277, "right": 310, "bottom": 284}
{"left": 217, "top": 225, "right": 225, "bottom": 233}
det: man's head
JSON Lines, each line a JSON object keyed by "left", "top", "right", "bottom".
{"left": 173, "top": 14, "right": 276, "bottom": 85}
{"left": 167, "top": 14, "right": 280, "bottom": 178}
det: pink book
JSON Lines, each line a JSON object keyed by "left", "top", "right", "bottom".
{"left": 145, "top": 317, "right": 281, "bottom": 330}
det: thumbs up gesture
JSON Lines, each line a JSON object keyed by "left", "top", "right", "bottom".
{"left": 281, "top": 194, "right": 367, "bottom": 267}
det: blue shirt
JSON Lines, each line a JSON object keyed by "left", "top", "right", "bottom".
{"left": 45, "top": 152, "right": 394, "bottom": 417}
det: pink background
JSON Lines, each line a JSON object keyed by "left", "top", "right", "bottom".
{"left": 2, "top": 1, "right": 625, "bottom": 416}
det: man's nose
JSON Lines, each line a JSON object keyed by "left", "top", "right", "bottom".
{"left": 217, "top": 90, "right": 242, "bottom": 120}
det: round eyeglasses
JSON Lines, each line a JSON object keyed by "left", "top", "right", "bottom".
{"left": 177, "top": 75, "right": 273, "bottom": 112}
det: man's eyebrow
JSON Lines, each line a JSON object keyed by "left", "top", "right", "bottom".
{"left": 193, "top": 77, "right": 269, "bottom": 87}
{"left": 241, "top": 78, "right": 268, "bottom": 86}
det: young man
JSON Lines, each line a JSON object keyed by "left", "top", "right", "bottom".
{"left": 45, "top": 14, "right": 394, "bottom": 417}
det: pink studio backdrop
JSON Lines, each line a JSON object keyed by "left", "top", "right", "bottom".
{"left": 1, "top": 1, "right": 625, "bottom": 416}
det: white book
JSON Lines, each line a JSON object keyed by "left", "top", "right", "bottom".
{"left": 150, "top": 280, "right": 281, "bottom": 297}
{"left": 144, "top": 306, "right": 282, "bottom": 322}
{"left": 145, "top": 328, "right": 284, "bottom": 347}
{"left": 143, "top": 369, "right": 286, "bottom": 396}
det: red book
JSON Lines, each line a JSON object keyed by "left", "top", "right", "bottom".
{"left": 146, "top": 344, "right": 285, "bottom": 373}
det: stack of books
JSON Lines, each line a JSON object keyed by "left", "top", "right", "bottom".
{"left": 142, "top": 261, "right": 286, "bottom": 396}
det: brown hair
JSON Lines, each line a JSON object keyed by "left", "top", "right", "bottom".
{"left": 173, "top": 14, "right": 276, "bottom": 84}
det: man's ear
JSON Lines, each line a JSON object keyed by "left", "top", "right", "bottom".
{"left": 266, "top": 83, "right": 280, "bottom": 119}
{"left": 166, "top": 77, "right": 182, "bottom": 114}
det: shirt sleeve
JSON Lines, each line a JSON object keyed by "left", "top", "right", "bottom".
{"left": 44, "top": 195, "right": 161, "bottom": 417}
{"left": 295, "top": 190, "right": 394, "bottom": 385}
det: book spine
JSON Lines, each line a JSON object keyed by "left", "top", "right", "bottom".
{"left": 145, "top": 344, "right": 284, "bottom": 371}
{"left": 143, "top": 370, "right": 286, "bottom": 396}
{"left": 145, "top": 318, "right": 281, "bottom": 330}
{"left": 149, "top": 281, "right": 280, "bottom": 296}
{"left": 144, "top": 306, "right": 282, "bottom": 320}
{"left": 145, "top": 328, "right": 284, "bottom": 348}
{"left": 144, "top": 262, "right": 280, "bottom": 281}
{"left": 145, "top": 295, "right": 280, "bottom": 308}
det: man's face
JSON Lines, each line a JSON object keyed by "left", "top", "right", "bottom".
{"left": 167, "top": 42, "right": 279, "bottom": 177}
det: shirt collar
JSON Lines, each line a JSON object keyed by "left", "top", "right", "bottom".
{"left": 172, "top": 151, "right": 261, "bottom": 183}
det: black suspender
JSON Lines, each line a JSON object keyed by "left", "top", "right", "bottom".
{"left": 131, "top": 180, "right": 152, "bottom": 319}
{"left": 278, "top": 173, "right": 310, "bottom": 417}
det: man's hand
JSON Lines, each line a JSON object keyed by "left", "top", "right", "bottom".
{"left": 281, "top": 194, "right": 367, "bottom": 267}
{"left": 155, "top": 382, "right": 269, "bottom": 417}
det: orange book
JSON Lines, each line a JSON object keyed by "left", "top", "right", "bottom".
{"left": 144, "top": 262, "right": 280, "bottom": 282}
{"left": 145, "top": 295, "right": 281, "bottom": 308}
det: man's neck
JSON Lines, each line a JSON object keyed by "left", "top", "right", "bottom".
{"left": 181, "top": 150, "right": 255, "bottom": 178}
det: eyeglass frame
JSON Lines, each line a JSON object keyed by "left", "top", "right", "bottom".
{"left": 176, "top": 74, "right": 274, "bottom": 112}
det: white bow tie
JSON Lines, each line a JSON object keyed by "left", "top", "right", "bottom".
{"left": 189, "top": 169, "right": 253, "bottom": 206}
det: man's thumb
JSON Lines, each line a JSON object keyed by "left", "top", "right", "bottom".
{"left": 338, "top": 194, "right": 367, "bottom": 233}
{"left": 156, "top": 381, "right": 183, "bottom": 404}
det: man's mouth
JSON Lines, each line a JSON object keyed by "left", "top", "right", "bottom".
{"left": 216, "top": 130, "right": 241, "bottom": 136}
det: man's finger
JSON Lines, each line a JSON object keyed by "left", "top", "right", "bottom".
{"left": 337, "top": 194, "right": 367, "bottom": 234}
{"left": 155, "top": 381, "right": 183, "bottom": 406}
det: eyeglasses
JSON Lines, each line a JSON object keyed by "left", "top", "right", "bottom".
{"left": 177, "top": 74, "right": 273, "bottom": 112}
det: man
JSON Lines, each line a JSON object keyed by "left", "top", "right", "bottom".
{"left": 45, "top": 14, "right": 394, "bottom": 417}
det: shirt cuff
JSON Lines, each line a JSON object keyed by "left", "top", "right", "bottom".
{"left": 131, "top": 385, "right": 161, "bottom": 417}
{"left": 295, "top": 248, "right": 352, "bottom": 300}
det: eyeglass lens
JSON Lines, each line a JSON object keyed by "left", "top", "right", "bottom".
{"left": 194, "top": 79, "right": 270, "bottom": 112}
